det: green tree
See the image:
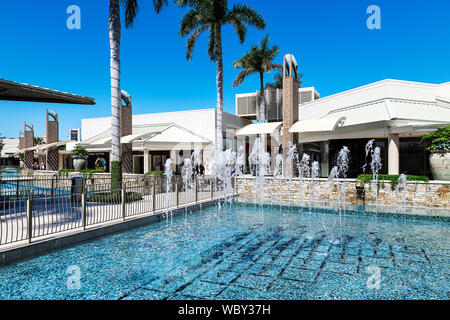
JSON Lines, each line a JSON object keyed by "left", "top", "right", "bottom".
{"left": 265, "top": 72, "right": 303, "bottom": 90}
{"left": 33, "top": 137, "right": 45, "bottom": 146}
{"left": 178, "top": 0, "right": 265, "bottom": 151}
{"left": 108, "top": 0, "right": 168, "bottom": 188}
{"left": 232, "top": 34, "right": 282, "bottom": 126}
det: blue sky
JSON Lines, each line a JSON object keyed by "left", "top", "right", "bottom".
{"left": 1, "top": 0, "right": 449, "bottom": 138}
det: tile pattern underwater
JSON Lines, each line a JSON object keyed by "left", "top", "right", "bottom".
{"left": 0, "top": 204, "right": 449, "bottom": 300}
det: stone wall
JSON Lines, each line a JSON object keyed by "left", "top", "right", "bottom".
{"left": 236, "top": 176, "right": 450, "bottom": 217}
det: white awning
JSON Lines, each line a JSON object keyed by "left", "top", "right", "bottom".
{"left": 289, "top": 117, "right": 346, "bottom": 133}
{"left": 89, "top": 137, "right": 112, "bottom": 145}
{"left": 121, "top": 131, "right": 161, "bottom": 144}
{"left": 36, "top": 140, "right": 72, "bottom": 151}
{"left": 15, "top": 145, "right": 41, "bottom": 154}
{"left": 236, "top": 122, "right": 282, "bottom": 136}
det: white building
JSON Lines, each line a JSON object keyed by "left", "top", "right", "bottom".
{"left": 235, "top": 79, "right": 450, "bottom": 178}
{"left": 75, "top": 108, "right": 250, "bottom": 174}
{"left": 0, "top": 138, "right": 20, "bottom": 166}
{"left": 75, "top": 76, "right": 449, "bottom": 178}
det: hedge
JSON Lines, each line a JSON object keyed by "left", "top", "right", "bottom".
{"left": 88, "top": 191, "right": 143, "bottom": 203}
{"left": 357, "top": 174, "right": 429, "bottom": 190}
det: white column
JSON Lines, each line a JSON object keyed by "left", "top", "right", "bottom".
{"left": 388, "top": 134, "right": 400, "bottom": 175}
{"left": 170, "top": 149, "right": 177, "bottom": 172}
{"left": 321, "top": 141, "right": 329, "bottom": 177}
{"left": 143, "top": 149, "right": 150, "bottom": 173}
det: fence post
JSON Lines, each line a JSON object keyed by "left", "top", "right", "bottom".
{"left": 121, "top": 183, "right": 126, "bottom": 221}
{"left": 195, "top": 178, "right": 198, "bottom": 203}
{"left": 210, "top": 178, "right": 213, "bottom": 199}
{"left": 152, "top": 184, "right": 156, "bottom": 213}
{"left": 26, "top": 191, "right": 33, "bottom": 244}
{"left": 16, "top": 180, "right": 19, "bottom": 200}
{"left": 81, "top": 190, "right": 87, "bottom": 230}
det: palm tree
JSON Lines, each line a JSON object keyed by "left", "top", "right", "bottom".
{"left": 265, "top": 72, "right": 303, "bottom": 90}
{"left": 178, "top": 0, "right": 265, "bottom": 151}
{"left": 265, "top": 73, "right": 283, "bottom": 90}
{"left": 232, "top": 35, "right": 282, "bottom": 125}
{"left": 109, "top": 0, "right": 168, "bottom": 187}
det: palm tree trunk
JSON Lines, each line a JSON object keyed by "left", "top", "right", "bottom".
{"left": 215, "top": 28, "right": 224, "bottom": 152}
{"left": 109, "top": 0, "right": 122, "bottom": 187}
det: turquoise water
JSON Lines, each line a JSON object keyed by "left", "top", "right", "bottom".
{"left": 0, "top": 204, "right": 449, "bottom": 300}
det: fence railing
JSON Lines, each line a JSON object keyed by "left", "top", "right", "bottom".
{"left": 0, "top": 175, "right": 234, "bottom": 247}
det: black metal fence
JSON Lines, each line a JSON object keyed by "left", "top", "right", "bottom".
{"left": 0, "top": 175, "right": 232, "bottom": 246}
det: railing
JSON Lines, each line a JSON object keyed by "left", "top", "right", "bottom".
{"left": 0, "top": 176, "right": 233, "bottom": 246}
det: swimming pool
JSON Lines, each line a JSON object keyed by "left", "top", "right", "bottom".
{"left": 0, "top": 204, "right": 448, "bottom": 300}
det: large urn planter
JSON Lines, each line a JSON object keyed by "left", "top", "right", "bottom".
{"left": 429, "top": 151, "right": 450, "bottom": 181}
{"left": 73, "top": 157, "right": 87, "bottom": 172}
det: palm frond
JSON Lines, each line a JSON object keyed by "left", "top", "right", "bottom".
{"left": 228, "top": 15, "right": 247, "bottom": 43}
{"left": 186, "top": 25, "right": 209, "bottom": 60}
{"left": 121, "top": 0, "right": 139, "bottom": 27}
{"left": 153, "top": 0, "right": 168, "bottom": 13}
{"left": 179, "top": 8, "right": 204, "bottom": 37}
{"left": 266, "top": 63, "right": 283, "bottom": 73}
{"left": 233, "top": 69, "right": 256, "bottom": 88}
{"left": 228, "top": 4, "right": 266, "bottom": 30}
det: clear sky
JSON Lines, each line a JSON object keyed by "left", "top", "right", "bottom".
{"left": 1, "top": 0, "right": 449, "bottom": 138}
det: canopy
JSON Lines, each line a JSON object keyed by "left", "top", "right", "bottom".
{"left": 236, "top": 122, "right": 282, "bottom": 136}
{"left": 0, "top": 79, "right": 95, "bottom": 105}
{"left": 289, "top": 117, "right": 346, "bottom": 133}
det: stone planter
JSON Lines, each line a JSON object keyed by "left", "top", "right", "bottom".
{"left": 73, "top": 158, "right": 87, "bottom": 172}
{"left": 429, "top": 151, "right": 450, "bottom": 181}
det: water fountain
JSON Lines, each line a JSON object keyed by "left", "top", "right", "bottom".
{"left": 395, "top": 173, "right": 407, "bottom": 212}
{"left": 298, "top": 153, "right": 310, "bottom": 209}
{"left": 164, "top": 158, "right": 173, "bottom": 218}
{"left": 248, "top": 137, "right": 270, "bottom": 205}
{"left": 371, "top": 146, "right": 382, "bottom": 207}
{"left": 336, "top": 146, "right": 350, "bottom": 211}
{"left": 310, "top": 161, "right": 320, "bottom": 211}
{"left": 181, "top": 157, "right": 193, "bottom": 214}
{"left": 284, "top": 142, "right": 298, "bottom": 207}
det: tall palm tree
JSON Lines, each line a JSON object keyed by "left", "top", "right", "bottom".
{"left": 232, "top": 35, "right": 282, "bottom": 125}
{"left": 178, "top": 0, "right": 265, "bottom": 151}
{"left": 109, "top": 0, "right": 168, "bottom": 187}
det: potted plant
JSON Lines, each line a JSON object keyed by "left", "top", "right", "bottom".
{"left": 72, "top": 146, "right": 88, "bottom": 172}
{"left": 421, "top": 125, "right": 450, "bottom": 180}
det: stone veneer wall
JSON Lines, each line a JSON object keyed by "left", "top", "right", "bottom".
{"left": 236, "top": 177, "right": 450, "bottom": 214}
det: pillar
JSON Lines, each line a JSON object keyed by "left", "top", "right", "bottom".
{"left": 320, "top": 141, "right": 329, "bottom": 177}
{"left": 143, "top": 149, "right": 150, "bottom": 174}
{"left": 388, "top": 134, "right": 400, "bottom": 175}
{"left": 282, "top": 54, "right": 300, "bottom": 177}
{"left": 170, "top": 149, "right": 177, "bottom": 172}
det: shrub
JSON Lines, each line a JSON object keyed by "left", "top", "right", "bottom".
{"left": 88, "top": 191, "right": 142, "bottom": 203}
{"left": 58, "top": 169, "right": 75, "bottom": 176}
{"left": 421, "top": 125, "right": 450, "bottom": 157}
{"left": 357, "top": 174, "right": 429, "bottom": 190}
{"left": 72, "top": 146, "right": 88, "bottom": 159}
{"left": 80, "top": 169, "right": 104, "bottom": 178}
{"left": 143, "top": 171, "right": 163, "bottom": 178}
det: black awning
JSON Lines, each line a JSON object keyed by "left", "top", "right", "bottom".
{"left": 0, "top": 79, "right": 95, "bottom": 105}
